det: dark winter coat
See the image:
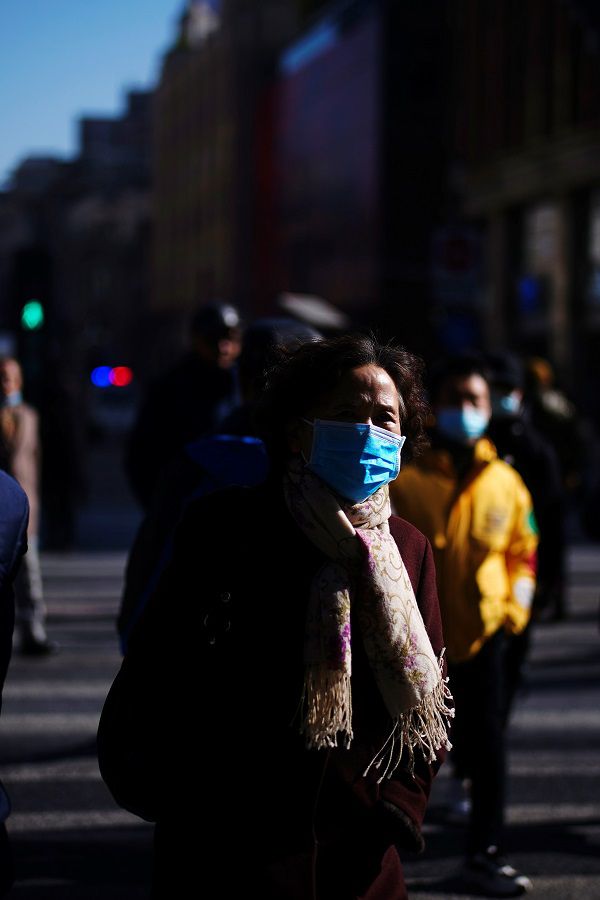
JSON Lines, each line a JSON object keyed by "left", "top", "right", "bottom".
{"left": 97, "top": 478, "right": 447, "bottom": 899}
{"left": 124, "top": 353, "right": 239, "bottom": 508}
{"left": 118, "top": 433, "right": 269, "bottom": 653}
{"left": 487, "top": 413, "right": 565, "bottom": 605}
{"left": 0, "top": 470, "right": 28, "bottom": 699}
{"left": 0, "top": 469, "right": 29, "bottom": 898}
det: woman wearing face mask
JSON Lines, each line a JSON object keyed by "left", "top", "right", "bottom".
{"left": 389, "top": 351, "right": 538, "bottom": 899}
{"left": 98, "top": 332, "right": 453, "bottom": 900}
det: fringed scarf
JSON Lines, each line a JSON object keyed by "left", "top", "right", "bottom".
{"left": 283, "top": 457, "right": 453, "bottom": 780}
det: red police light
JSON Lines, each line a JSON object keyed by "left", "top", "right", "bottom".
{"left": 108, "top": 366, "right": 133, "bottom": 387}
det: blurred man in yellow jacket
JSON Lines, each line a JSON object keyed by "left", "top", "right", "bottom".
{"left": 390, "top": 351, "right": 538, "bottom": 898}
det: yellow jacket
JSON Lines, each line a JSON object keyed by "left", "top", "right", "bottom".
{"left": 390, "top": 438, "right": 538, "bottom": 663}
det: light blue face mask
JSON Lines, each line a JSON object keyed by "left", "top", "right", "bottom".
{"left": 303, "top": 418, "right": 406, "bottom": 503}
{"left": 491, "top": 392, "right": 521, "bottom": 418}
{"left": 1, "top": 391, "right": 22, "bottom": 408}
{"left": 435, "top": 407, "right": 489, "bottom": 443}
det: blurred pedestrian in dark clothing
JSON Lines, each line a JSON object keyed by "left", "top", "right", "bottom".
{"left": 0, "top": 468, "right": 29, "bottom": 896}
{"left": 39, "top": 369, "right": 86, "bottom": 551}
{"left": 124, "top": 302, "right": 242, "bottom": 509}
{"left": 524, "top": 356, "right": 589, "bottom": 504}
{"left": 117, "top": 316, "right": 320, "bottom": 653}
{"left": 0, "top": 357, "right": 56, "bottom": 655}
{"left": 390, "top": 351, "right": 538, "bottom": 898}
{"left": 487, "top": 351, "right": 566, "bottom": 622}
{"left": 581, "top": 434, "right": 600, "bottom": 543}
{"left": 98, "top": 333, "right": 452, "bottom": 900}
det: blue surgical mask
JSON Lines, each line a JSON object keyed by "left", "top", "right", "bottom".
{"left": 1, "top": 391, "right": 22, "bottom": 408}
{"left": 491, "top": 393, "right": 521, "bottom": 418}
{"left": 435, "top": 407, "right": 489, "bottom": 443}
{"left": 303, "top": 418, "right": 406, "bottom": 503}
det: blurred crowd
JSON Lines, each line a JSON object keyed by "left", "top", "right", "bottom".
{"left": 121, "top": 301, "right": 599, "bottom": 624}
{"left": 1, "top": 298, "right": 599, "bottom": 899}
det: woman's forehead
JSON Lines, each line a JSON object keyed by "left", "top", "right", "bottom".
{"left": 316, "top": 365, "right": 399, "bottom": 406}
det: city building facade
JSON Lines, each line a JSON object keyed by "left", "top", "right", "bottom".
{"left": 151, "top": 0, "right": 298, "bottom": 352}
{"left": 450, "top": 0, "right": 600, "bottom": 414}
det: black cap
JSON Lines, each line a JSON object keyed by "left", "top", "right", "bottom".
{"left": 190, "top": 302, "right": 241, "bottom": 338}
{"left": 487, "top": 351, "right": 524, "bottom": 391}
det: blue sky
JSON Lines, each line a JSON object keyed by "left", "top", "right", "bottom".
{"left": 0, "top": 0, "right": 184, "bottom": 187}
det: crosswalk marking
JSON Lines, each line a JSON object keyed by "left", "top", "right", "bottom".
{"left": 0, "top": 759, "right": 101, "bottom": 782}
{"left": 7, "top": 810, "right": 149, "bottom": 832}
{"left": 510, "top": 708, "right": 600, "bottom": 729}
{"left": 423, "top": 803, "right": 600, "bottom": 829}
{"left": 0, "top": 714, "right": 102, "bottom": 733}
{"left": 3, "top": 682, "right": 112, "bottom": 699}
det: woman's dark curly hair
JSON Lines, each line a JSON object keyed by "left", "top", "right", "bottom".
{"left": 255, "top": 331, "right": 430, "bottom": 473}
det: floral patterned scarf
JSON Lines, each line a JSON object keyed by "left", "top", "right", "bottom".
{"left": 283, "top": 457, "right": 453, "bottom": 779}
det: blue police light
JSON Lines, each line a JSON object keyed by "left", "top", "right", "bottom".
{"left": 90, "top": 365, "right": 134, "bottom": 388}
{"left": 91, "top": 366, "right": 112, "bottom": 388}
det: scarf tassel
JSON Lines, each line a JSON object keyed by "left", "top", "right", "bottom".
{"left": 301, "top": 666, "right": 354, "bottom": 750}
{"left": 364, "top": 654, "right": 455, "bottom": 782}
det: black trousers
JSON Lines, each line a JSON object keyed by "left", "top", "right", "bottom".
{"left": 0, "top": 823, "right": 13, "bottom": 897}
{"left": 448, "top": 629, "right": 516, "bottom": 856}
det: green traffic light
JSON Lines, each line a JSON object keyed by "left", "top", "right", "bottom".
{"left": 21, "top": 300, "right": 44, "bottom": 331}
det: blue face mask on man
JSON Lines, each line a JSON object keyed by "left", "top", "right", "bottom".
{"left": 491, "top": 392, "right": 522, "bottom": 418}
{"left": 303, "top": 418, "right": 406, "bottom": 503}
{"left": 435, "top": 407, "right": 489, "bottom": 444}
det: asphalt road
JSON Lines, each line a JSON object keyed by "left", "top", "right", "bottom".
{"left": 0, "top": 537, "right": 598, "bottom": 899}
{"left": 0, "top": 552, "right": 152, "bottom": 899}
